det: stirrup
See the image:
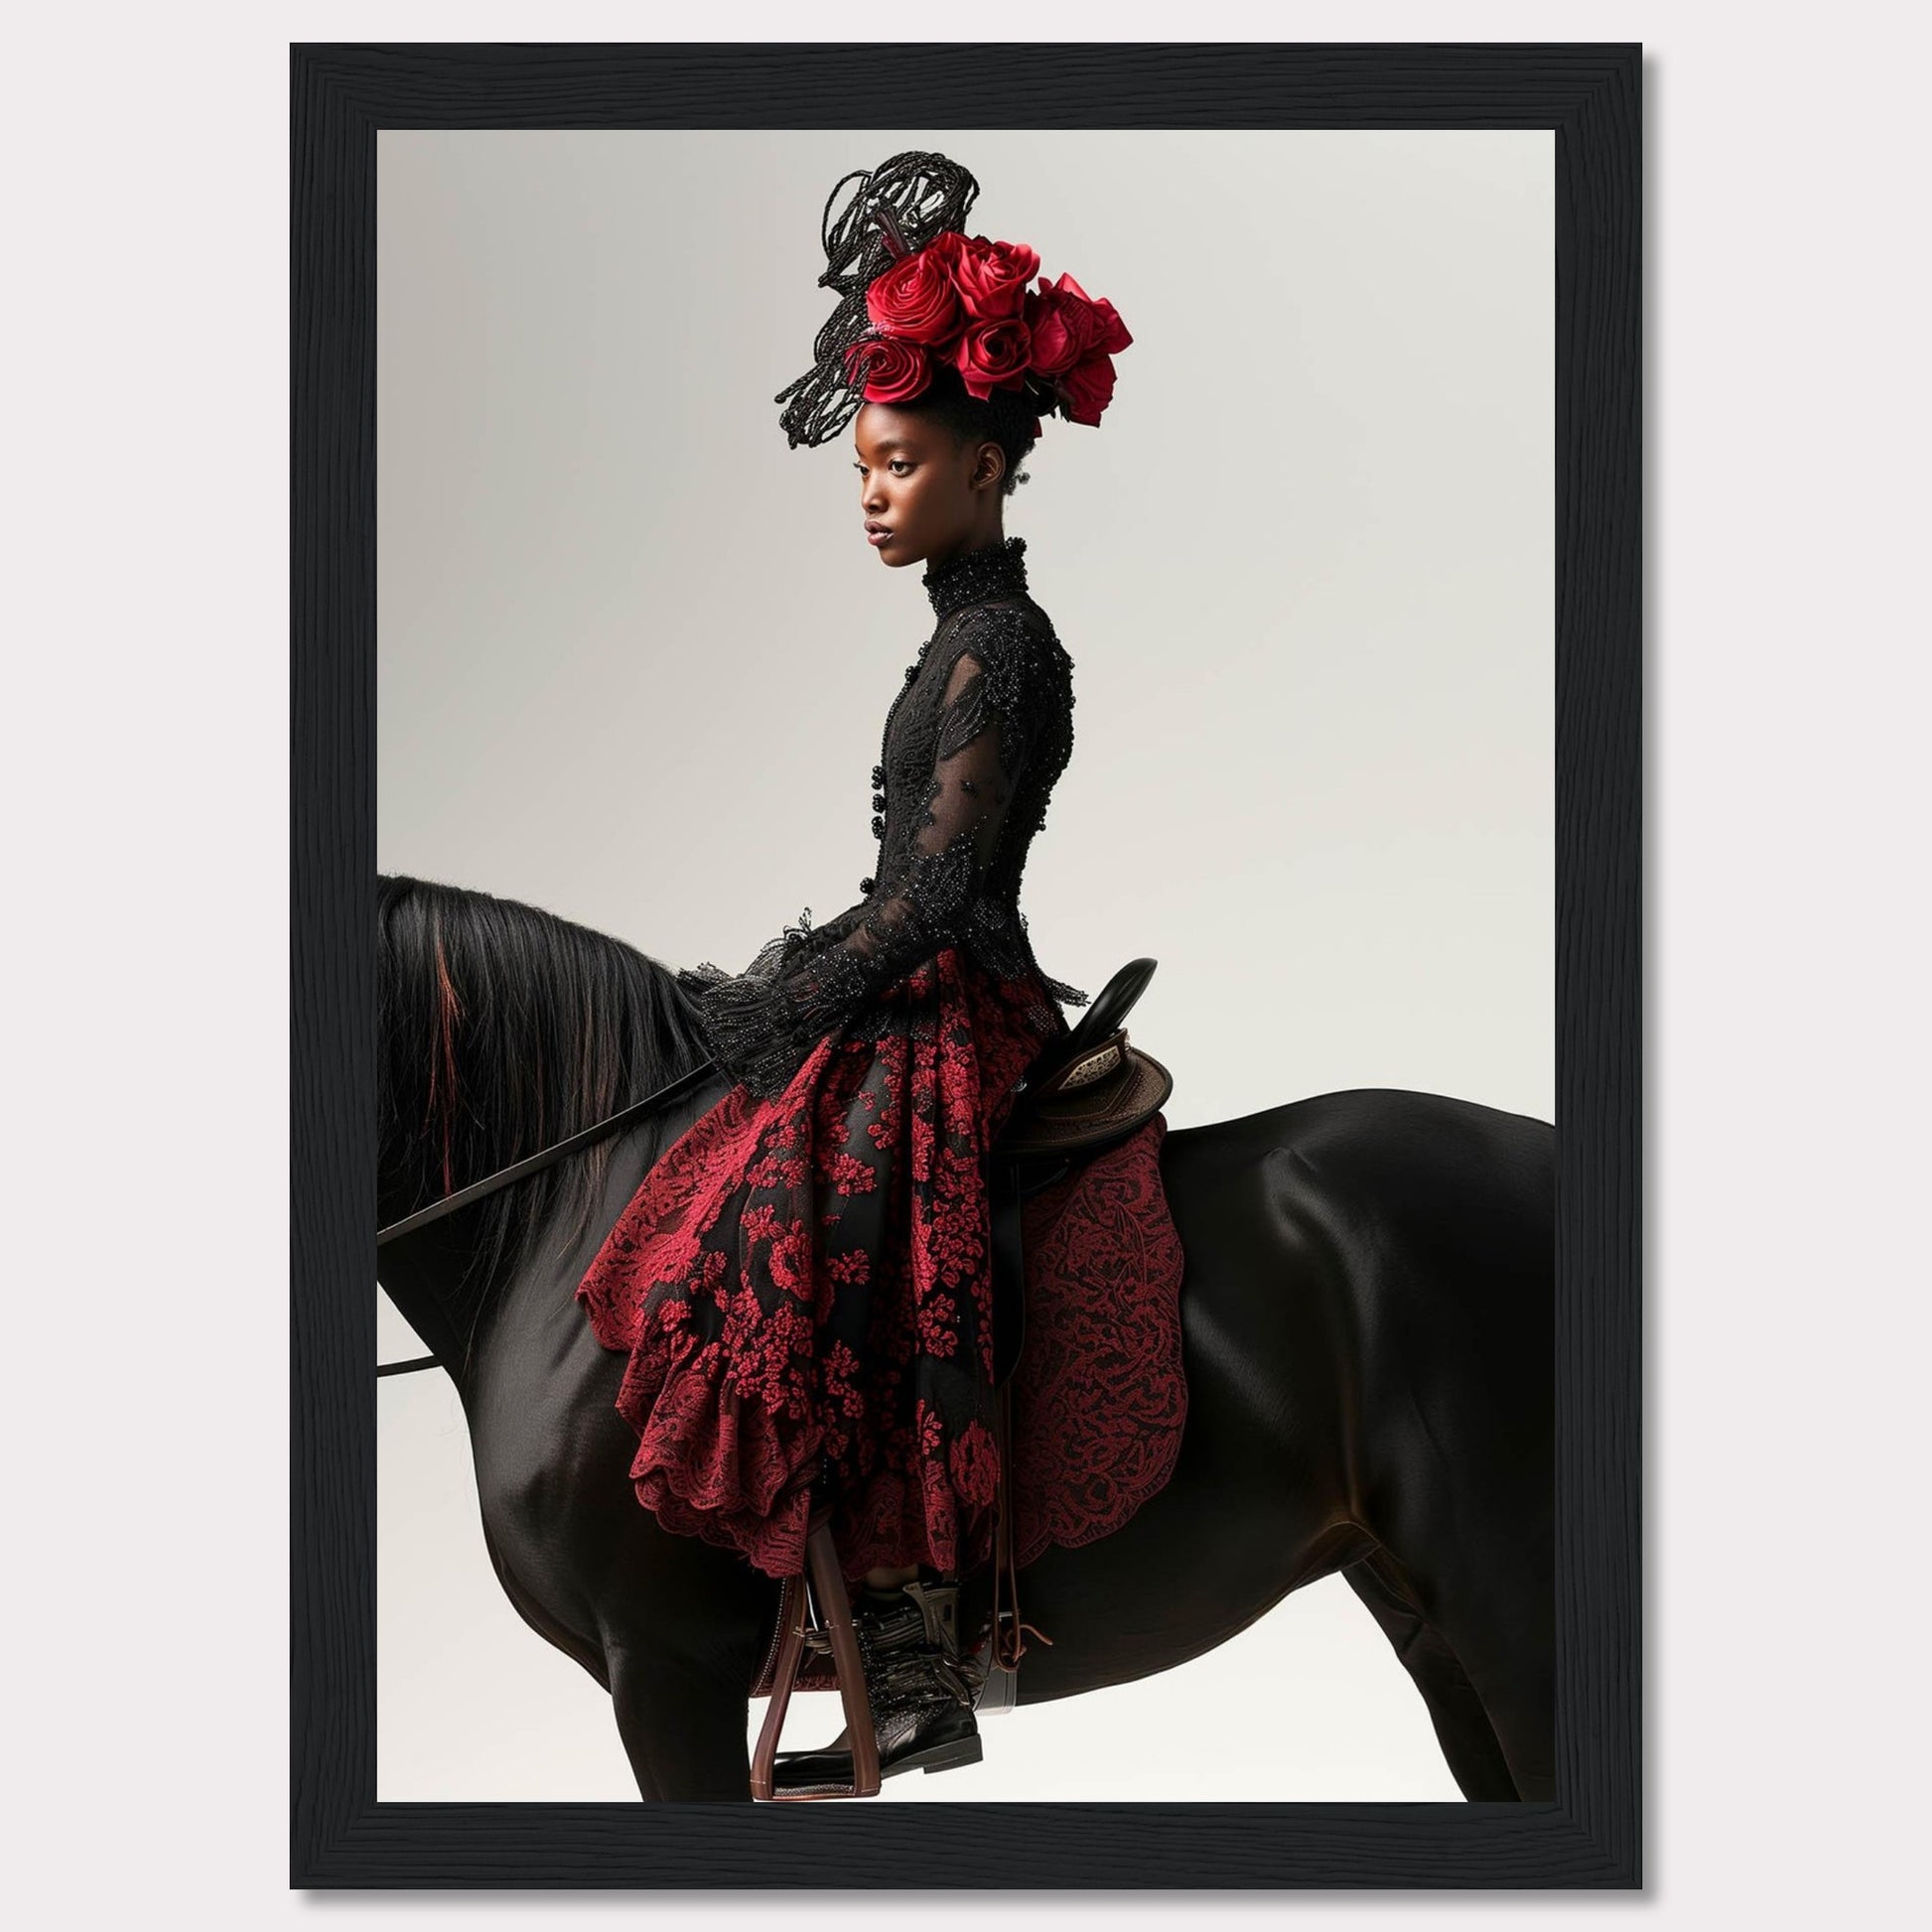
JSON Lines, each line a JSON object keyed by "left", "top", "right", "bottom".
{"left": 770, "top": 1577, "right": 986, "bottom": 1790}
{"left": 750, "top": 1507, "right": 882, "bottom": 1802}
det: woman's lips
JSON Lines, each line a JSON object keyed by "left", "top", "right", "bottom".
{"left": 866, "top": 526, "right": 894, "bottom": 546}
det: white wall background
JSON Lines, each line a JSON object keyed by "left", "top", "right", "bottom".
{"left": 375, "top": 125, "right": 1552, "bottom": 1802}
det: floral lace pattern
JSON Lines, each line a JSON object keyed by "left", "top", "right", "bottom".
{"left": 575, "top": 947, "right": 1060, "bottom": 1588}
{"left": 1007, "top": 1113, "right": 1187, "bottom": 1569}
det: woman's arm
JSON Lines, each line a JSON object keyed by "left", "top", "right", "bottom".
{"left": 682, "top": 619, "right": 1035, "bottom": 1099}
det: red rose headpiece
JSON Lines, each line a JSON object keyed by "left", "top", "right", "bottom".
{"left": 775, "top": 150, "right": 1132, "bottom": 449}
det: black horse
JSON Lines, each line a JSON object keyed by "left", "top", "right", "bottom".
{"left": 375, "top": 873, "right": 1555, "bottom": 1802}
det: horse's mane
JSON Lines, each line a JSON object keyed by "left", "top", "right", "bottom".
{"left": 375, "top": 873, "right": 711, "bottom": 1362}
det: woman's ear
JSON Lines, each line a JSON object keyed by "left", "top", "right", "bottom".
{"left": 972, "top": 440, "right": 1007, "bottom": 493}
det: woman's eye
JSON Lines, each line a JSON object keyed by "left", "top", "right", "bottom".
{"left": 890, "top": 461, "right": 911, "bottom": 475}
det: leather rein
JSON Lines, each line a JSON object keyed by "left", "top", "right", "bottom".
{"left": 373, "top": 1056, "right": 719, "bottom": 1378}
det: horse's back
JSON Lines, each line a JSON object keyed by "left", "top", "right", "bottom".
{"left": 1156, "top": 1085, "right": 1553, "bottom": 1534}
{"left": 1228, "top": 1086, "right": 1555, "bottom": 1563}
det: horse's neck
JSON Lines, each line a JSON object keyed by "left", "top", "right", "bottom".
{"left": 377, "top": 1214, "right": 499, "bottom": 1392}
{"left": 382, "top": 1088, "right": 724, "bottom": 1393}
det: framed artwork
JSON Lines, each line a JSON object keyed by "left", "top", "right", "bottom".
{"left": 295, "top": 41, "right": 1639, "bottom": 1887}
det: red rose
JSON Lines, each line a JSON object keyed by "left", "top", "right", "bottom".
{"left": 1055, "top": 351, "right": 1119, "bottom": 427}
{"left": 1023, "top": 270, "right": 1133, "bottom": 377}
{"left": 951, "top": 317, "right": 1034, "bottom": 400}
{"left": 948, "top": 232, "right": 1040, "bottom": 321}
{"left": 1081, "top": 286, "right": 1134, "bottom": 357}
{"left": 842, "top": 333, "right": 934, "bottom": 404}
{"left": 919, "top": 228, "right": 968, "bottom": 274}
{"left": 1021, "top": 278, "right": 1090, "bottom": 376}
{"left": 865, "top": 244, "right": 966, "bottom": 346}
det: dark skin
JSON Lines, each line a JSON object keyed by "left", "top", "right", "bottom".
{"left": 852, "top": 399, "right": 1006, "bottom": 1589}
{"left": 853, "top": 400, "right": 1009, "bottom": 575}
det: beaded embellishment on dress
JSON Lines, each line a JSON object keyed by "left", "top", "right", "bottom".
{"left": 677, "top": 534, "right": 1088, "bottom": 1101}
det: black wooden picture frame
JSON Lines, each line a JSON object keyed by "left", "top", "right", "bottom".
{"left": 293, "top": 40, "right": 1640, "bottom": 1889}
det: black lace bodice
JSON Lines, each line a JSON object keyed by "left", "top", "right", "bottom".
{"left": 678, "top": 534, "right": 1089, "bottom": 1099}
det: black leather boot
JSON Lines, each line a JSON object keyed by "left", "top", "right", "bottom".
{"left": 771, "top": 1575, "right": 986, "bottom": 1791}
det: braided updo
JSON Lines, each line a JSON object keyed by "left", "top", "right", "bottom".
{"left": 775, "top": 151, "right": 983, "bottom": 452}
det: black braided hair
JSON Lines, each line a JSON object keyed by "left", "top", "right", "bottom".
{"left": 774, "top": 150, "right": 985, "bottom": 452}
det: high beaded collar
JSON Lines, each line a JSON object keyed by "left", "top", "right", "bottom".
{"left": 922, "top": 535, "right": 1030, "bottom": 620}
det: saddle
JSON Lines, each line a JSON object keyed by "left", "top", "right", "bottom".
{"left": 750, "top": 958, "right": 1173, "bottom": 1801}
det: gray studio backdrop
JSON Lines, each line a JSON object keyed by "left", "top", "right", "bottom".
{"left": 376, "top": 127, "right": 1552, "bottom": 1802}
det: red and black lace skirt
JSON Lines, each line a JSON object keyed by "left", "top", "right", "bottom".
{"left": 573, "top": 945, "right": 1062, "bottom": 1590}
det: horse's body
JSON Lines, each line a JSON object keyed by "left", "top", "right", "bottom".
{"left": 376, "top": 876, "right": 1554, "bottom": 1802}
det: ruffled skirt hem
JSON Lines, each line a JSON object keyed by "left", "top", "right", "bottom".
{"left": 614, "top": 1321, "right": 1001, "bottom": 1587}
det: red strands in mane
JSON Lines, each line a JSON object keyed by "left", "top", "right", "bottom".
{"left": 426, "top": 925, "right": 464, "bottom": 1200}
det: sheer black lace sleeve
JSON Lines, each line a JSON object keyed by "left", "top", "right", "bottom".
{"left": 680, "top": 626, "right": 1036, "bottom": 1100}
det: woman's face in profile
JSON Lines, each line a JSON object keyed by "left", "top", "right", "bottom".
{"left": 852, "top": 402, "right": 999, "bottom": 571}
